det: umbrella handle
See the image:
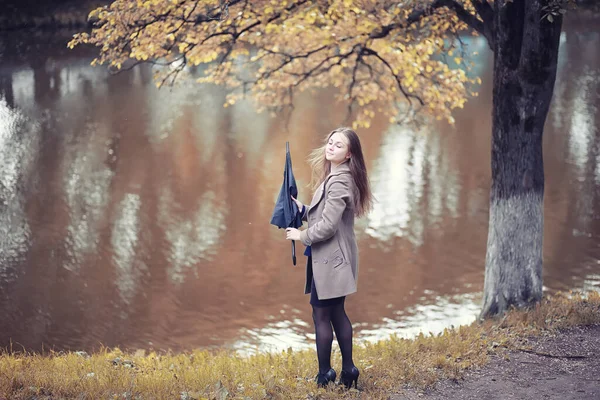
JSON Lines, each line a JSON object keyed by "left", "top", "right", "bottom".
{"left": 292, "top": 240, "right": 296, "bottom": 266}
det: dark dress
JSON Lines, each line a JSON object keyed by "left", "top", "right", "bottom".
{"left": 302, "top": 205, "right": 345, "bottom": 308}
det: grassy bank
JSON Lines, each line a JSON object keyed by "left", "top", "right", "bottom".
{"left": 1, "top": 291, "right": 599, "bottom": 400}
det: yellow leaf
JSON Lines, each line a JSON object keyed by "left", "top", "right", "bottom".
{"left": 70, "top": 0, "right": 474, "bottom": 126}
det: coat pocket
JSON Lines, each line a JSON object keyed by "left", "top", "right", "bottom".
{"left": 329, "top": 248, "right": 346, "bottom": 269}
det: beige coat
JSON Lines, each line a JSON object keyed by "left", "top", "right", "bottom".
{"left": 299, "top": 162, "right": 358, "bottom": 300}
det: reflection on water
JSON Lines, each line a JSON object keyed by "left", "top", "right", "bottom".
{"left": 583, "top": 274, "right": 600, "bottom": 293}
{"left": 0, "top": 98, "right": 35, "bottom": 281}
{"left": 0, "top": 25, "right": 599, "bottom": 354}
{"left": 233, "top": 293, "right": 481, "bottom": 355}
{"left": 112, "top": 192, "right": 144, "bottom": 304}
{"left": 63, "top": 123, "right": 115, "bottom": 272}
{"left": 160, "top": 188, "right": 227, "bottom": 284}
{"left": 366, "top": 125, "right": 461, "bottom": 247}
{"left": 234, "top": 314, "right": 313, "bottom": 355}
{"left": 566, "top": 63, "right": 598, "bottom": 185}
{"left": 359, "top": 293, "right": 481, "bottom": 343}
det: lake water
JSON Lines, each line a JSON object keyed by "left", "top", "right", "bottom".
{"left": 0, "top": 22, "right": 599, "bottom": 355}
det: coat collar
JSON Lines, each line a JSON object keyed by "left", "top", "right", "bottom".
{"left": 327, "top": 160, "right": 351, "bottom": 178}
{"left": 309, "top": 161, "right": 352, "bottom": 208}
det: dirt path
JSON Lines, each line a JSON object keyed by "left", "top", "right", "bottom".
{"left": 393, "top": 325, "right": 600, "bottom": 400}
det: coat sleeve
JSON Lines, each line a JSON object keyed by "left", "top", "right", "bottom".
{"left": 301, "top": 205, "right": 310, "bottom": 222}
{"left": 299, "top": 179, "right": 350, "bottom": 246}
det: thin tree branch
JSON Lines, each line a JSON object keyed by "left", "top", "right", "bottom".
{"left": 227, "top": 0, "right": 310, "bottom": 40}
{"left": 469, "top": 0, "right": 495, "bottom": 46}
{"left": 362, "top": 47, "right": 425, "bottom": 107}
{"left": 344, "top": 52, "right": 362, "bottom": 123}
{"left": 347, "top": 52, "right": 361, "bottom": 101}
{"left": 371, "top": 0, "right": 495, "bottom": 48}
{"left": 441, "top": 0, "right": 487, "bottom": 37}
{"left": 287, "top": 46, "right": 357, "bottom": 85}
{"left": 193, "top": 0, "right": 243, "bottom": 23}
{"left": 254, "top": 45, "right": 331, "bottom": 80}
{"left": 470, "top": 0, "right": 494, "bottom": 26}
{"left": 158, "top": 56, "right": 187, "bottom": 88}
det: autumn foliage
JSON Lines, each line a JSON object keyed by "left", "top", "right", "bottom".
{"left": 69, "top": 0, "right": 483, "bottom": 128}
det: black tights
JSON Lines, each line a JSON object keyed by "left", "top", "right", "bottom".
{"left": 312, "top": 299, "right": 355, "bottom": 374}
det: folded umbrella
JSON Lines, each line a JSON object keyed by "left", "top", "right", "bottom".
{"left": 270, "top": 141, "right": 303, "bottom": 265}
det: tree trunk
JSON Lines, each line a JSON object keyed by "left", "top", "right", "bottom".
{"left": 480, "top": 0, "right": 563, "bottom": 318}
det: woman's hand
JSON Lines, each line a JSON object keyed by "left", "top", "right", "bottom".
{"left": 285, "top": 228, "right": 302, "bottom": 241}
{"left": 291, "top": 195, "right": 303, "bottom": 212}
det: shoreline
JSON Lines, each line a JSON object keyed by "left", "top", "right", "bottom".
{"left": 1, "top": 291, "right": 598, "bottom": 399}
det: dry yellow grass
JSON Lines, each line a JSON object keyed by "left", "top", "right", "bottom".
{"left": 1, "top": 291, "right": 598, "bottom": 400}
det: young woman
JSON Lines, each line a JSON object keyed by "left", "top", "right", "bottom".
{"left": 285, "top": 127, "right": 373, "bottom": 389}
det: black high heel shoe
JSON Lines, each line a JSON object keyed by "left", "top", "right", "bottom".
{"left": 315, "top": 368, "right": 336, "bottom": 387}
{"left": 338, "top": 366, "right": 359, "bottom": 389}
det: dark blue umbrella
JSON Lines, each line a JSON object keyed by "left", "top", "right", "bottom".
{"left": 270, "top": 142, "right": 302, "bottom": 265}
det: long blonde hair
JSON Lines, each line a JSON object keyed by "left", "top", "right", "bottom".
{"left": 307, "top": 127, "right": 373, "bottom": 217}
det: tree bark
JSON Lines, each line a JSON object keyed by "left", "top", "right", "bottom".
{"left": 480, "top": 0, "right": 563, "bottom": 318}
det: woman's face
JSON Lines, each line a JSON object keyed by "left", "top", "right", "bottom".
{"left": 325, "top": 131, "right": 350, "bottom": 165}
